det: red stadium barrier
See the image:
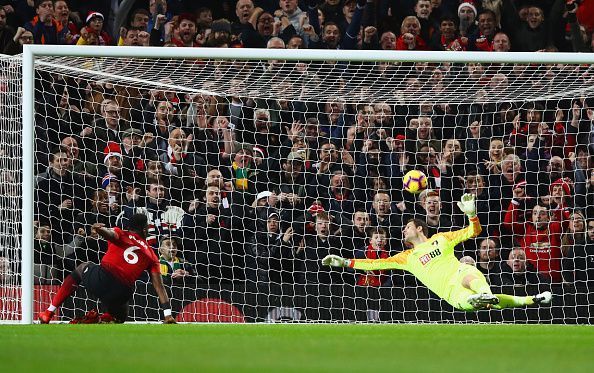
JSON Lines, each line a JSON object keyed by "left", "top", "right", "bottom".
{"left": 176, "top": 298, "right": 245, "bottom": 323}
{"left": 0, "top": 285, "right": 59, "bottom": 320}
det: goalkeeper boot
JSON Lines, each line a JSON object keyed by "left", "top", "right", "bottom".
{"left": 533, "top": 291, "right": 552, "bottom": 305}
{"left": 38, "top": 310, "right": 54, "bottom": 324}
{"left": 467, "top": 293, "right": 500, "bottom": 309}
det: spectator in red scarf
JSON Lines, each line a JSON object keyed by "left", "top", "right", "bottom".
{"left": 171, "top": 13, "right": 199, "bottom": 47}
{"left": 354, "top": 227, "right": 391, "bottom": 287}
{"left": 75, "top": 26, "right": 100, "bottom": 45}
{"left": 395, "top": 16, "right": 427, "bottom": 50}
{"left": 468, "top": 9, "right": 497, "bottom": 51}
{"left": 73, "top": 11, "right": 111, "bottom": 45}
{"left": 54, "top": 0, "right": 78, "bottom": 44}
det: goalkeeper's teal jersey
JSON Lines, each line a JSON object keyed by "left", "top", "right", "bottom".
{"left": 349, "top": 216, "right": 482, "bottom": 303}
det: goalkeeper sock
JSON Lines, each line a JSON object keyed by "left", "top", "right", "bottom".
{"left": 493, "top": 294, "right": 533, "bottom": 309}
{"left": 49, "top": 274, "right": 79, "bottom": 310}
{"left": 468, "top": 277, "right": 492, "bottom": 295}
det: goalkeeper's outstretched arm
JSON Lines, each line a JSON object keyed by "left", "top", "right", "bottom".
{"left": 440, "top": 193, "right": 482, "bottom": 246}
{"left": 322, "top": 251, "right": 411, "bottom": 271}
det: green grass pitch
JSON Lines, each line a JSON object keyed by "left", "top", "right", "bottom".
{"left": 1, "top": 324, "right": 592, "bottom": 372}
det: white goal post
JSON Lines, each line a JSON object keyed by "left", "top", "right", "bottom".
{"left": 10, "top": 45, "right": 594, "bottom": 324}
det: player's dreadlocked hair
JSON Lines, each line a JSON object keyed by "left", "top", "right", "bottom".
{"left": 128, "top": 213, "right": 148, "bottom": 235}
{"left": 407, "top": 218, "right": 429, "bottom": 237}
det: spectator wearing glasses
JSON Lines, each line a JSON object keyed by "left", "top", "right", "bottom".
{"left": 95, "top": 99, "right": 126, "bottom": 153}
{"left": 241, "top": 7, "right": 274, "bottom": 48}
{"left": 3, "top": 26, "right": 33, "bottom": 55}
{"left": 73, "top": 11, "right": 111, "bottom": 46}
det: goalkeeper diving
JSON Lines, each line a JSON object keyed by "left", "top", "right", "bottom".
{"left": 322, "top": 194, "right": 552, "bottom": 311}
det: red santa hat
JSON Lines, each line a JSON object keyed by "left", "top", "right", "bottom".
{"left": 253, "top": 146, "right": 266, "bottom": 159}
{"left": 549, "top": 178, "right": 571, "bottom": 196}
{"left": 458, "top": 1, "right": 478, "bottom": 17}
{"left": 103, "top": 142, "right": 122, "bottom": 165}
{"left": 308, "top": 202, "right": 325, "bottom": 217}
{"left": 86, "top": 11, "right": 104, "bottom": 24}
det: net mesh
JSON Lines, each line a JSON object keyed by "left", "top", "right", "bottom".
{"left": 33, "top": 57, "right": 594, "bottom": 104}
{"left": 3, "top": 53, "right": 594, "bottom": 323}
{"left": 0, "top": 55, "right": 22, "bottom": 320}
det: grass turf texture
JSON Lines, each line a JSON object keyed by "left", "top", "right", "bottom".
{"left": 1, "top": 324, "right": 591, "bottom": 372}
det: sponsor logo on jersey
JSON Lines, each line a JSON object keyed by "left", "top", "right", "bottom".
{"left": 419, "top": 248, "right": 441, "bottom": 265}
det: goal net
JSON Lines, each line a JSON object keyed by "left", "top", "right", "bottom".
{"left": 3, "top": 47, "right": 594, "bottom": 323}
{"left": 0, "top": 55, "right": 22, "bottom": 321}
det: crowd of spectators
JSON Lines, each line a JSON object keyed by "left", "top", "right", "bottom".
{"left": 1, "top": 0, "right": 594, "bottom": 300}
{"left": 1, "top": 0, "right": 593, "bottom": 53}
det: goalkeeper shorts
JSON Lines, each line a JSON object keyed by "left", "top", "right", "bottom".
{"left": 448, "top": 263, "right": 487, "bottom": 312}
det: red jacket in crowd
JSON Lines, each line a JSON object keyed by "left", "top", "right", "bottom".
{"left": 503, "top": 201, "right": 563, "bottom": 282}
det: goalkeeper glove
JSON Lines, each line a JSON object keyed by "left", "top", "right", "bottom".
{"left": 322, "top": 254, "right": 350, "bottom": 268}
{"left": 457, "top": 193, "right": 477, "bottom": 218}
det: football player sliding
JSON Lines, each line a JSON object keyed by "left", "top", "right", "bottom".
{"left": 38, "top": 214, "right": 176, "bottom": 324}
